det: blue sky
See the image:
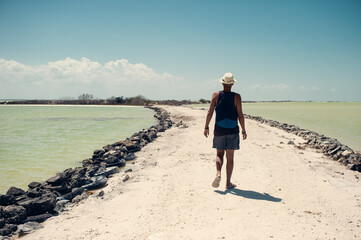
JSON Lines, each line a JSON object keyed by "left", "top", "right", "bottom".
{"left": 0, "top": 0, "right": 360, "bottom": 101}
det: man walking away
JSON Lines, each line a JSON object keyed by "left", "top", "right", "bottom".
{"left": 204, "top": 73, "right": 247, "bottom": 189}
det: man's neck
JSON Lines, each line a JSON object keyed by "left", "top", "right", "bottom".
{"left": 223, "top": 87, "right": 232, "bottom": 92}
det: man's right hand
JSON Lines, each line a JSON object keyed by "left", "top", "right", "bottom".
{"left": 242, "top": 132, "right": 247, "bottom": 140}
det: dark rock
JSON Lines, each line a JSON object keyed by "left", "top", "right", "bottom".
{"left": 124, "top": 153, "right": 136, "bottom": 161}
{"left": 341, "top": 150, "right": 353, "bottom": 157}
{"left": 41, "top": 191, "right": 59, "bottom": 200}
{"left": 28, "top": 182, "right": 41, "bottom": 189}
{"left": 43, "top": 181, "right": 71, "bottom": 195}
{"left": 26, "top": 188, "right": 43, "bottom": 198}
{"left": 111, "top": 141, "right": 123, "bottom": 147}
{"left": 5, "top": 187, "right": 25, "bottom": 197}
{"left": 329, "top": 146, "right": 341, "bottom": 155}
{"left": 98, "top": 190, "right": 104, "bottom": 197}
{"left": 308, "top": 138, "right": 317, "bottom": 145}
{"left": 92, "top": 149, "right": 105, "bottom": 161}
{"left": 0, "top": 195, "right": 15, "bottom": 206}
{"left": 70, "top": 177, "right": 90, "bottom": 188}
{"left": 73, "top": 167, "right": 87, "bottom": 176}
{"left": 123, "top": 175, "right": 130, "bottom": 182}
{"left": 103, "top": 145, "right": 113, "bottom": 152}
{"left": 0, "top": 218, "right": 4, "bottom": 229}
{"left": 143, "top": 133, "right": 153, "bottom": 142}
{"left": 105, "top": 158, "right": 126, "bottom": 167}
{"left": 54, "top": 200, "right": 69, "bottom": 212}
{"left": 157, "top": 125, "right": 166, "bottom": 132}
{"left": 102, "top": 150, "right": 115, "bottom": 158}
{"left": 326, "top": 143, "right": 338, "bottom": 151}
{"left": 93, "top": 149, "right": 105, "bottom": 156}
{"left": 82, "top": 176, "right": 108, "bottom": 190}
{"left": 18, "top": 196, "right": 56, "bottom": 216}
{"left": 354, "top": 163, "right": 361, "bottom": 172}
{"left": 46, "top": 173, "right": 67, "bottom": 186}
{"left": 0, "top": 224, "right": 17, "bottom": 236}
{"left": 287, "top": 141, "right": 295, "bottom": 145}
{"left": 17, "top": 221, "right": 44, "bottom": 236}
{"left": 125, "top": 169, "right": 133, "bottom": 173}
{"left": 124, "top": 141, "right": 141, "bottom": 153}
{"left": 82, "top": 158, "right": 94, "bottom": 167}
{"left": 338, "top": 157, "right": 347, "bottom": 165}
{"left": 24, "top": 213, "right": 53, "bottom": 223}
{"left": 72, "top": 192, "right": 88, "bottom": 203}
{"left": 130, "top": 136, "right": 141, "bottom": 143}
{"left": 68, "top": 168, "right": 89, "bottom": 188}
{"left": 104, "top": 155, "right": 118, "bottom": 164}
{"left": 94, "top": 166, "right": 119, "bottom": 177}
{"left": 86, "top": 165, "right": 100, "bottom": 177}
{"left": 59, "top": 187, "right": 85, "bottom": 201}
{"left": 2, "top": 205, "right": 27, "bottom": 224}
{"left": 14, "top": 194, "right": 27, "bottom": 202}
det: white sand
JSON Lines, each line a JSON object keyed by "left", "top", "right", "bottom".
{"left": 21, "top": 106, "right": 361, "bottom": 240}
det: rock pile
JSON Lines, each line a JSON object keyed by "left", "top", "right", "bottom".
{"left": 0, "top": 107, "right": 173, "bottom": 237}
{"left": 245, "top": 114, "right": 361, "bottom": 172}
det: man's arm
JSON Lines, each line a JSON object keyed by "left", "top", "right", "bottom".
{"left": 204, "top": 92, "right": 218, "bottom": 137}
{"left": 235, "top": 94, "right": 247, "bottom": 140}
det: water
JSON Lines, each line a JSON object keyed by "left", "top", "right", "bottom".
{"left": 193, "top": 102, "right": 361, "bottom": 152}
{"left": 0, "top": 105, "right": 157, "bottom": 194}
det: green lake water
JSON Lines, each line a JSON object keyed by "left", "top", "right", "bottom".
{"left": 193, "top": 102, "right": 361, "bottom": 152}
{"left": 0, "top": 105, "right": 157, "bottom": 194}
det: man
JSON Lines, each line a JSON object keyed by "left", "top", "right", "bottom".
{"left": 204, "top": 72, "right": 247, "bottom": 189}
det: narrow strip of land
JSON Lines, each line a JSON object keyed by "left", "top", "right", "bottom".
{"left": 22, "top": 106, "right": 361, "bottom": 240}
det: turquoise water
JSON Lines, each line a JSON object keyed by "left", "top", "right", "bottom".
{"left": 193, "top": 102, "right": 361, "bottom": 152}
{"left": 0, "top": 105, "right": 157, "bottom": 194}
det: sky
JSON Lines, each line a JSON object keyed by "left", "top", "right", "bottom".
{"left": 0, "top": 0, "right": 360, "bottom": 101}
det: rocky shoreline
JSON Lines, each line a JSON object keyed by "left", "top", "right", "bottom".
{"left": 0, "top": 106, "right": 173, "bottom": 238}
{"left": 245, "top": 114, "right": 361, "bottom": 172}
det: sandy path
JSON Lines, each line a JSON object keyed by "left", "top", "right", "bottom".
{"left": 21, "top": 106, "right": 361, "bottom": 240}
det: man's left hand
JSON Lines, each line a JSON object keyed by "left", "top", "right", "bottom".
{"left": 204, "top": 129, "right": 209, "bottom": 138}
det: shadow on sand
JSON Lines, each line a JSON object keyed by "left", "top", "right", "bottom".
{"left": 214, "top": 188, "right": 282, "bottom": 202}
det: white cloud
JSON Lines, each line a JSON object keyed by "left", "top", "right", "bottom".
{"left": 249, "top": 84, "right": 261, "bottom": 89}
{"left": 0, "top": 59, "right": 34, "bottom": 82}
{"left": 330, "top": 87, "right": 336, "bottom": 92}
{"left": 0, "top": 57, "right": 182, "bottom": 85}
{"left": 248, "top": 83, "right": 289, "bottom": 90}
{"left": 0, "top": 57, "right": 184, "bottom": 98}
{"left": 267, "top": 84, "right": 289, "bottom": 90}
{"left": 298, "top": 86, "right": 319, "bottom": 91}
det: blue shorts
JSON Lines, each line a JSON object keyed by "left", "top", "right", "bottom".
{"left": 212, "top": 134, "right": 240, "bottom": 150}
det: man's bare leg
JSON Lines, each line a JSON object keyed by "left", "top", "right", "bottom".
{"left": 212, "top": 150, "right": 224, "bottom": 187}
{"left": 225, "top": 149, "right": 235, "bottom": 189}
{"left": 216, "top": 149, "right": 224, "bottom": 178}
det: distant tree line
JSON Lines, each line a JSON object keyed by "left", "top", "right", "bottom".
{"left": 1, "top": 93, "right": 205, "bottom": 106}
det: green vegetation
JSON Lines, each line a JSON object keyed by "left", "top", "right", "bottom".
{"left": 199, "top": 98, "right": 210, "bottom": 104}
{"left": 1, "top": 93, "right": 199, "bottom": 106}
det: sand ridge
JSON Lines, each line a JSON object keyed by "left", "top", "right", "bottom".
{"left": 20, "top": 106, "right": 361, "bottom": 240}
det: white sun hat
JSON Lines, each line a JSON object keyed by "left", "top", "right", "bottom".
{"left": 219, "top": 72, "right": 236, "bottom": 84}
